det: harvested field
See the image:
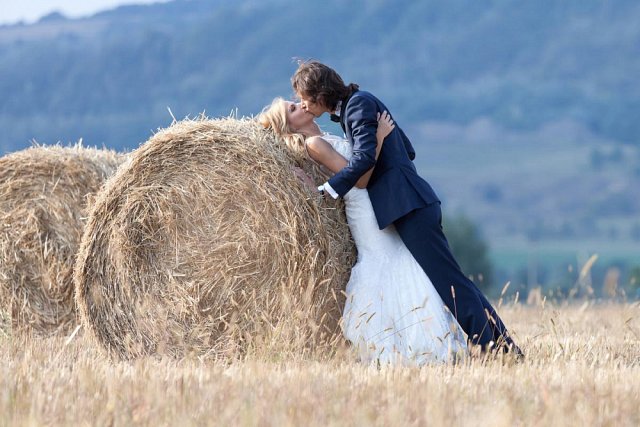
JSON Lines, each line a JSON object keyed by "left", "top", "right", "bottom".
{"left": 1, "top": 303, "right": 638, "bottom": 426}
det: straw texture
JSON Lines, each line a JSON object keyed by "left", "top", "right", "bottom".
{"left": 0, "top": 145, "right": 124, "bottom": 334}
{"left": 74, "top": 117, "right": 355, "bottom": 359}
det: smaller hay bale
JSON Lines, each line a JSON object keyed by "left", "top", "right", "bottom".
{"left": 75, "top": 117, "right": 355, "bottom": 360}
{"left": 0, "top": 144, "right": 125, "bottom": 334}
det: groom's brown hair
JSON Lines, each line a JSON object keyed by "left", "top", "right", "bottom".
{"left": 291, "top": 60, "right": 358, "bottom": 111}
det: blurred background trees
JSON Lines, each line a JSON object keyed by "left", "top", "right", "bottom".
{"left": 444, "top": 214, "right": 494, "bottom": 294}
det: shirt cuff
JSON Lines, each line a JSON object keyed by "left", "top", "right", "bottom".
{"left": 319, "top": 182, "right": 339, "bottom": 199}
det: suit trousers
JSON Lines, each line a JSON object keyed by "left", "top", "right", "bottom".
{"left": 393, "top": 202, "right": 514, "bottom": 349}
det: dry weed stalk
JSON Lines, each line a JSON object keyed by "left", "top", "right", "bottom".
{"left": 74, "top": 117, "right": 355, "bottom": 359}
{"left": 0, "top": 144, "right": 124, "bottom": 334}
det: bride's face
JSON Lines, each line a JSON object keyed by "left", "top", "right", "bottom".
{"left": 297, "top": 93, "right": 327, "bottom": 118}
{"left": 284, "top": 101, "right": 314, "bottom": 132}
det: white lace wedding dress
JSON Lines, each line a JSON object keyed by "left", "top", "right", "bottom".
{"left": 323, "top": 134, "right": 468, "bottom": 365}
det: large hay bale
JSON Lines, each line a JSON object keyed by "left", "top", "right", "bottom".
{"left": 0, "top": 145, "right": 124, "bottom": 334}
{"left": 74, "top": 117, "right": 355, "bottom": 359}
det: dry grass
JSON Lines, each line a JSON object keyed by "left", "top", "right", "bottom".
{"left": 0, "top": 144, "right": 124, "bottom": 335}
{"left": 74, "top": 117, "right": 355, "bottom": 360}
{"left": 1, "top": 302, "right": 638, "bottom": 426}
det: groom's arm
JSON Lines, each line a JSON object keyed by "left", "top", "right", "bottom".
{"left": 320, "top": 95, "right": 378, "bottom": 198}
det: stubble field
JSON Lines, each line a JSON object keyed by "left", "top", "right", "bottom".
{"left": 1, "top": 302, "right": 639, "bottom": 426}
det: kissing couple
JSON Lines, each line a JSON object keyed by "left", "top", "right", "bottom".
{"left": 259, "top": 60, "right": 523, "bottom": 365}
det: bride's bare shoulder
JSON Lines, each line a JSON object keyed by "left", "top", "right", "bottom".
{"left": 305, "top": 135, "right": 332, "bottom": 152}
{"left": 305, "top": 135, "right": 338, "bottom": 163}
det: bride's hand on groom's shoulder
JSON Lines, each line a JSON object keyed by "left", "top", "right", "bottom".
{"left": 376, "top": 111, "right": 395, "bottom": 141}
{"left": 292, "top": 166, "right": 317, "bottom": 192}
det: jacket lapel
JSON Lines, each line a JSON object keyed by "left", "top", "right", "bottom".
{"left": 339, "top": 90, "right": 356, "bottom": 135}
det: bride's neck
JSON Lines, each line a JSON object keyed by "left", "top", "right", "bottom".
{"left": 299, "top": 122, "right": 322, "bottom": 138}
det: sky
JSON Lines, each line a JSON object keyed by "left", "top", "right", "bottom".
{"left": 0, "top": 1, "right": 170, "bottom": 25}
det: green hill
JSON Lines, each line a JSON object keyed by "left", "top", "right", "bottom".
{"left": 1, "top": 0, "right": 639, "bottom": 278}
{"left": 1, "top": 0, "right": 639, "bottom": 149}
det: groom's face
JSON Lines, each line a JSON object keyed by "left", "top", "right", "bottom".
{"left": 297, "top": 93, "right": 328, "bottom": 118}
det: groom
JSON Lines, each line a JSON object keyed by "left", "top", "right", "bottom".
{"left": 292, "top": 60, "right": 522, "bottom": 355}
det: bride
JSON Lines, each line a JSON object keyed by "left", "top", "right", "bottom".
{"left": 259, "top": 98, "right": 467, "bottom": 365}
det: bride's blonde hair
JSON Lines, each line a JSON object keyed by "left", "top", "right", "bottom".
{"left": 257, "top": 97, "right": 308, "bottom": 163}
{"left": 258, "top": 97, "right": 329, "bottom": 181}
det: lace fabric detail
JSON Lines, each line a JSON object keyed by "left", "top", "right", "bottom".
{"left": 321, "top": 133, "right": 352, "bottom": 159}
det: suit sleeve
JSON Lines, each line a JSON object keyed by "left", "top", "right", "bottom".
{"left": 326, "top": 95, "right": 378, "bottom": 197}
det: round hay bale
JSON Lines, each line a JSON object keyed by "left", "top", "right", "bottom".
{"left": 0, "top": 145, "right": 124, "bottom": 334}
{"left": 74, "top": 117, "right": 355, "bottom": 360}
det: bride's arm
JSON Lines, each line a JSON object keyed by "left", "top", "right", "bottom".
{"left": 306, "top": 111, "right": 394, "bottom": 189}
{"left": 359, "top": 111, "right": 394, "bottom": 187}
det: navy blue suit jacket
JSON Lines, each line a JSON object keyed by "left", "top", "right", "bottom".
{"left": 327, "top": 90, "right": 440, "bottom": 229}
